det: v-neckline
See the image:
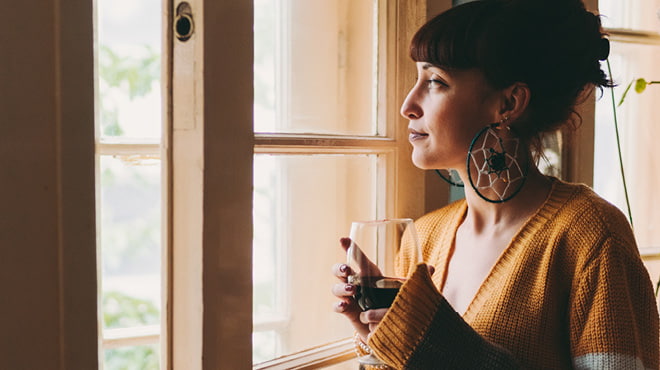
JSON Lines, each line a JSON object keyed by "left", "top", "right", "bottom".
{"left": 431, "top": 178, "right": 567, "bottom": 321}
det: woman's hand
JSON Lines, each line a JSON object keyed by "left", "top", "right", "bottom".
{"left": 358, "top": 307, "right": 388, "bottom": 338}
{"left": 332, "top": 237, "right": 384, "bottom": 341}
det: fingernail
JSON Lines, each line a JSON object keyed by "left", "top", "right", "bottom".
{"left": 345, "top": 284, "right": 354, "bottom": 292}
{"left": 339, "top": 264, "right": 348, "bottom": 273}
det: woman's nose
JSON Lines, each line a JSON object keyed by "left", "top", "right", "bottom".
{"left": 400, "top": 89, "right": 422, "bottom": 120}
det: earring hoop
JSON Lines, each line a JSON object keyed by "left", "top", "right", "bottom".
{"left": 434, "top": 169, "right": 464, "bottom": 187}
{"left": 466, "top": 122, "right": 528, "bottom": 203}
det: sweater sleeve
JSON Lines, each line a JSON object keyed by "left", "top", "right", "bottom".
{"left": 368, "top": 264, "right": 522, "bottom": 369}
{"left": 569, "top": 236, "right": 659, "bottom": 370}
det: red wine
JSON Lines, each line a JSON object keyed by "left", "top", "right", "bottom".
{"left": 354, "top": 277, "right": 404, "bottom": 311}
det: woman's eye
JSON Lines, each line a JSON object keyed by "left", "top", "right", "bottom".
{"left": 426, "top": 79, "right": 446, "bottom": 89}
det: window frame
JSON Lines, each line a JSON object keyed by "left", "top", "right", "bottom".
{"left": 168, "top": 0, "right": 430, "bottom": 368}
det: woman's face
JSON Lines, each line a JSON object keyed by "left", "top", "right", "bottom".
{"left": 401, "top": 63, "right": 502, "bottom": 170}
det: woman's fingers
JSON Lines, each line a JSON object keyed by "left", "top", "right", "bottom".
{"left": 359, "top": 308, "right": 388, "bottom": 325}
{"left": 332, "top": 282, "right": 356, "bottom": 297}
{"left": 333, "top": 299, "right": 360, "bottom": 314}
{"left": 340, "top": 237, "right": 352, "bottom": 251}
{"left": 332, "top": 263, "right": 352, "bottom": 280}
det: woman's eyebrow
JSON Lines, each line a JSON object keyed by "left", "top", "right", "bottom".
{"left": 421, "top": 63, "right": 437, "bottom": 71}
{"left": 421, "top": 63, "right": 449, "bottom": 76}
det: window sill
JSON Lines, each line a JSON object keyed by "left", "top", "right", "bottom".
{"left": 254, "top": 338, "right": 354, "bottom": 370}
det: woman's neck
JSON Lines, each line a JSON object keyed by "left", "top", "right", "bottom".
{"left": 458, "top": 166, "right": 553, "bottom": 235}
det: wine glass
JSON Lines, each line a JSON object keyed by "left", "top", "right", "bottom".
{"left": 347, "top": 218, "right": 421, "bottom": 368}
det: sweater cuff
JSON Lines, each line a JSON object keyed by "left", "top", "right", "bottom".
{"left": 368, "top": 263, "right": 442, "bottom": 368}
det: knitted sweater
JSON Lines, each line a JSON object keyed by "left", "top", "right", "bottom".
{"left": 368, "top": 179, "right": 659, "bottom": 369}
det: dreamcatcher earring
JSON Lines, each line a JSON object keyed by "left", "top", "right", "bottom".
{"left": 466, "top": 117, "right": 528, "bottom": 203}
{"left": 434, "top": 169, "right": 464, "bottom": 187}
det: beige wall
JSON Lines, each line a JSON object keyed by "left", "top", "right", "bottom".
{"left": 0, "top": 0, "right": 97, "bottom": 369}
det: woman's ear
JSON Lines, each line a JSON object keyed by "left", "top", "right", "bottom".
{"left": 499, "top": 82, "right": 530, "bottom": 126}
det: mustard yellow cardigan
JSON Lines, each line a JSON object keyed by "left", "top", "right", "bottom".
{"left": 367, "top": 179, "right": 659, "bottom": 369}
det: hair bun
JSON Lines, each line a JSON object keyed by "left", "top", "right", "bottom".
{"left": 596, "top": 38, "right": 610, "bottom": 60}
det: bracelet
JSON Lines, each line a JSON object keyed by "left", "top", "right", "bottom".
{"left": 353, "top": 333, "right": 391, "bottom": 369}
{"left": 353, "top": 332, "right": 372, "bottom": 357}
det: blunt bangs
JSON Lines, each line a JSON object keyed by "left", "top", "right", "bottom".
{"left": 409, "top": 1, "right": 505, "bottom": 75}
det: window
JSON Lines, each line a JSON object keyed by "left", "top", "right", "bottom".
{"left": 166, "top": 1, "right": 426, "bottom": 368}
{"left": 594, "top": 0, "right": 660, "bottom": 255}
{"left": 252, "top": 0, "right": 427, "bottom": 367}
{"left": 95, "top": 0, "right": 164, "bottom": 368}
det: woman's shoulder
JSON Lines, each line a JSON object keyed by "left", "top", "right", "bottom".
{"left": 551, "top": 179, "right": 632, "bottom": 235}
{"left": 546, "top": 179, "right": 638, "bottom": 259}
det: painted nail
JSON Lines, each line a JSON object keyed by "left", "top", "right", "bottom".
{"left": 339, "top": 264, "right": 348, "bottom": 273}
{"left": 345, "top": 284, "right": 354, "bottom": 292}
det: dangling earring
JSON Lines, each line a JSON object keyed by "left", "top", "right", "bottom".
{"left": 434, "top": 169, "right": 464, "bottom": 187}
{"left": 466, "top": 117, "right": 528, "bottom": 203}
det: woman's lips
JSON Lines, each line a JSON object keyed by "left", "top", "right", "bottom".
{"left": 409, "top": 129, "right": 428, "bottom": 142}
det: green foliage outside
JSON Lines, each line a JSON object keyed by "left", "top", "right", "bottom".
{"left": 104, "top": 291, "right": 160, "bottom": 329}
{"left": 98, "top": 45, "right": 160, "bottom": 137}
{"left": 104, "top": 346, "right": 159, "bottom": 370}
{"left": 103, "top": 291, "right": 160, "bottom": 370}
{"left": 99, "top": 43, "right": 162, "bottom": 369}
{"left": 618, "top": 77, "right": 660, "bottom": 106}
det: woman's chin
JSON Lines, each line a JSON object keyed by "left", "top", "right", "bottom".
{"left": 411, "top": 155, "right": 436, "bottom": 170}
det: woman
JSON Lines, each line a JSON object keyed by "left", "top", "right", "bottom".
{"left": 332, "top": 0, "right": 659, "bottom": 368}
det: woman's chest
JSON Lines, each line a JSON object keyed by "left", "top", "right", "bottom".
{"left": 440, "top": 233, "right": 511, "bottom": 315}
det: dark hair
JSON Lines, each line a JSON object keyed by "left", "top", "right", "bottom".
{"left": 410, "top": 0, "right": 612, "bottom": 152}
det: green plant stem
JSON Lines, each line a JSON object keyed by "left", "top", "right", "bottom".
{"left": 606, "top": 59, "right": 634, "bottom": 228}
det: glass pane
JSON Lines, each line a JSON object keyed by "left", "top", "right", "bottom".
{"left": 254, "top": 0, "right": 379, "bottom": 135}
{"left": 253, "top": 154, "right": 377, "bottom": 363}
{"left": 104, "top": 344, "right": 160, "bottom": 370}
{"left": 598, "top": 0, "right": 660, "bottom": 33}
{"left": 252, "top": 331, "right": 279, "bottom": 364}
{"left": 98, "top": 0, "right": 162, "bottom": 140}
{"left": 100, "top": 155, "right": 162, "bottom": 330}
{"left": 594, "top": 41, "right": 660, "bottom": 249}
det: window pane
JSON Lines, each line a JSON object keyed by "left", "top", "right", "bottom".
{"left": 598, "top": 0, "right": 660, "bottom": 33}
{"left": 253, "top": 154, "right": 378, "bottom": 363}
{"left": 98, "top": 0, "right": 162, "bottom": 140}
{"left": 100, "top": 155, "right": 161, "bottom": 330}
{"left": 254, "top": 0, "right": 379, "bottom": 135}
{"left": 252, "top": 331, "right": 279, "bottom": 364}
{"left": 104, "top": 344, "right": 160, "bottom": 370}
{"left": 594, "top": 41, "right": 660, "bottom": 250}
